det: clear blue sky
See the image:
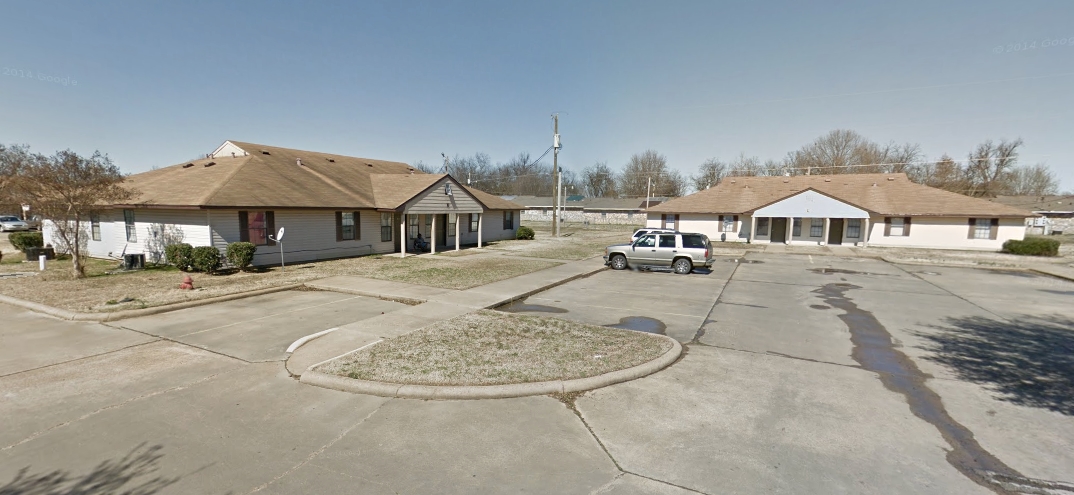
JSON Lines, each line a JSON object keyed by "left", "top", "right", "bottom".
{"left": 2, "top": 0, "right": 1072, "bottom": 191}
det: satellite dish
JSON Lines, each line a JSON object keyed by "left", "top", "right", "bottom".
{"left": 276, "top": 227, "right": 285, "bottom": 241}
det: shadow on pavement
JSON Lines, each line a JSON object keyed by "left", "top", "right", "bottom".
{"left": 0, "top": 443, "right": 194, "bottom": 495}
{"left": 917, "top": 314, "right": 1074, "bottom": 415}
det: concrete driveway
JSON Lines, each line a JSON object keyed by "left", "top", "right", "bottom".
{"left": 2, "top": 254, "right": 1072, "bottom": 494}
{"left": 116, "top": 290, "right": 408, "bottom": 362}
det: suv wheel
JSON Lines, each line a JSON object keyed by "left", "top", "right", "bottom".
{"left": 610, "top": 254, "right": 627, "bottom": 270}
{"left": 673, "top": 258, "right": 692, "bottom": 275}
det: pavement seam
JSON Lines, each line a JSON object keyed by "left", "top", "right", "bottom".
{"left": 176, "top": 295, "right": 366, "bottom": 338}
{"left": 888, "top": 262, "right": 1010, "bottom": 321}
{"left": 0, "top": 338, "right": 162, "bottom": 379}
{"left": 689, "top": 259, "right": 741, "bottom": 345}
{"left": 244, "top": 398, "right": 392, "bottom": 494}
{"left": 709, "top": 344, "right": 968, "bottom": 383}
{"left": 105, "top": 322, "right": 256, "bottom": 364}
{"left": 619, "top": 472, "right": 712, "bottom": 494}
{"left": 731, "top": 277, "right": 953, "bottom": 296}
{"left": 1, "top": 371, "right": 228, "bottom": 451}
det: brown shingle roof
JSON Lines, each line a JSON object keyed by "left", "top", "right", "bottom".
{"left": 464, "top": 186, "right": 524, "bottom": 210}
{"left": 119, "top": 141, "right": 518, "bottom": 211}
{"left": 649, "top": 173, "right": 1033, "bottom": 218}
{"left": 992, "top": 195, "right": 1074, "bottom": 212}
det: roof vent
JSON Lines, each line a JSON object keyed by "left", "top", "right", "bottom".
{"left": 408, "top": 168, "right": 414, "bottom": 174}
{"left": 366, "top": 163, "right": 373, "bottom": 167}
{"left": 261, "top": 150, "right": 270, "bottom": 155}
{"left": 183, "top": 163, "right": 194, "bottom": 168}
{"left": 824, "top": 178, "right": 831, "bottom": 182}
{"left": 730, "top": 179, "right": 736, "bottom": 183}
{"left": 872, "top": 183, "right": 877, "bottom": 187}
{"left": 783, "top": 179, "right": 789, "bottom": 183}
{"left": 204, "top": 161, "right": 216, "bottom": 167}
{"left": 887, "top": 177, "right": 895, "bottom": 181}
{"left": 326, "top": 158, "right": 336, "bottom": 163}
{"left": 296, "top": 158, "right": 303, "bottom": 167}
{"left": 231, "top": 152, "right": 236, "bottom": 158}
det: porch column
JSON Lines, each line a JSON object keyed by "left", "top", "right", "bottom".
{"left": 786, "top": 217, "right": 793, "bottom": 244}
{"left": 430, "top": 215, "right": 437, "bottom": 254}
{"left": 749, "top": 216, "right": 757, "bottom": 243}
{"left": 400, "top": 214, "right": 407, "bottom": 258}
{"left": 455, "top": 215, "right": 460, "bottom": 251}
{"left": 477, "top": 213, "right": 483, "bottom": 248}
{"left": 862, "top": 218, "right": 870, "bottom": 248}
{"left": 821, "top": 218, "right": 830, "bottom": 246}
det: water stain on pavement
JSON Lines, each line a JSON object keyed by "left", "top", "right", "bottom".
{"left": 497, "top": 300, "right": 568, "bottom": 314}
{"left": 724, "top": 259, "right": 764, "bottom": 264}
{"left": 814, "top": 282, "right": 1024, "bottom": 493}
{"left": 605, "top": 316, "right": 667, "bottom": 335}
{"left": 808, "top": 267, "right": 889, "bottom": 276}
{"left": 809, "top": 304, "right": 830, "bottom": 310}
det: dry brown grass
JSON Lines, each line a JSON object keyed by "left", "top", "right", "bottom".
{"left": 320, "top": 310, "right": 672, "bottom": 386}
{"left": 0, "top": 252, "right": 558, "bottom": 313}
{"left": 486, "top": 223, "right": 634, "bottom": 260}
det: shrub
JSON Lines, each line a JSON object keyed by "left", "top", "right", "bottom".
{"left": 1002, "top": 237, "right": 1060, "bottom": 257}
{"left": 9, "top": 232, "right": 44, "bottom": 251}
{"left": 164, "top": 243, "right": 194, "bottom": 270}
{"left": 191, "top": 246, "right": 223, "bottom": 273}
{"left": 226, "top": 242, "right": 257, "bottom": 270}
{"left": 515, "top": 226, "right": 535, "bottom": 240}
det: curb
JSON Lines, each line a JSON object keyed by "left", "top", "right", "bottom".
{"left": 0, "top": 283, "right": 304, "bottom": 322}
{"left": 299, "top": 336, "right": 682, "bottom": 400}
{"left": 481, "top": 264, "right": 608, "bottom": 310}
{"left": 301, "top": 283, "right": 428, "bottom": 306}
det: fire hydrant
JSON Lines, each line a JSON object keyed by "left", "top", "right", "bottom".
{"left": 179, "top": 275, "right": 194, "bottom": 290}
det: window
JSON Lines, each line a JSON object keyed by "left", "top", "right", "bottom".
{"left": 756, "top": 218, "right": 769, "bottom": 236}
{"left": 810, "top": 218, "right": 823, "bottom": 237}
{"left": 627, "top": 212, "right": 633, "bottom": 219}
{"left": 846, "top": 219, "right": 861, "bottom": 238}
{"left": 662, "top": 214, "right": 678, "bottom": 230}
{"left": 408, "top": 215, "right": 419, "bottom": 239}
{"left": 123, "top": 209, "right": 137, "bottom": 242}
{"left": 425, "top": 214, "right": 432, "bottom": 234}
{"left": 682, "top": 234, "right": 708, "bottom": 249}
{"left": 90, "top": 213, "right": 101, "bottom": 241}
{"left": 240, "top": 211, "right": 273, "bottom": 246}
{"left": 337, "top": 211, "right": 358, "bottom": 241}
{"left": 470, "top": 213, "right": 480, "bottom": 232}
{"left": 792, "top": 218, "right": 801, "bottom": 237}
{"left": 635, "top": 234, "right": 656, "bottom": 248}
{"left": 601, "top": 212, "right": 607, "bottom": 218}
{"left": 658, "top": 235, "right": 677, "bottom": 248}
{"left": 503, "top": 211, "right": 514, "bottom": 230}
{"left": 447, "top": 213, "right": 457, "bottom": 235}
{"left": 720, "top": 215, "right": 736, "bottom": 233}
{"left": 380, "top": 213, "right": 392, "bottom": 242}
{"left": 885, "top": 217, "right": 911, "bottom": 237}
{"left": 973, "top": 218, "right": 995, "bottom": 239}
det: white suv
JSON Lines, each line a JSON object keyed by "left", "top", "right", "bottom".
{"left": 629, "top": 228, "right": 675, "bottom": 243}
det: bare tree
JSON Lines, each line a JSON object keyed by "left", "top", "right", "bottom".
{"left": 18, "top": 149, "right": 133, "bottom": 278}
{"left": 581, "top": 162, "right": 618, "bottom": 197}
{"left": 726, "top": 153, "right": 769, "bottom": 177}
{"left": 964, "top": 138, "right": 1023, "bottom": 197}
{"left": 909, "top": 153, "right": 966, "bottom": 191}
{"left": 410, "top": 160, "right": 437, "bottom": 174}
{"left": 1007, "top": 163, "right": 1059, "bottom": 196}
{"left": 618, "top": 150, "right": 685, "bottom": 197}
{"left": 0, "top": 143, "right": 32, "bottom": 210}
{"left": 691, "top": 158, "right": 726, "bottom": 191}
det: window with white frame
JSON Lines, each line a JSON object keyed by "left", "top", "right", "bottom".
{"left": 470, "top": 213, "right": 480, "bottom": 232}
{"left": 756, "top": 218, "right": 769, "bottom": 236}
{"left": 889, "top": 217, "right": 905, "bottom": 236}
{"left": 792, "top": 218, "right": 801, "bottom": 237}
{"left": 123, "top": 209, "right": 137, "bottom": 242}
{"left": 720, "top": 215, "right": 735, "bottom": 232}
{"left": 447, "top": 213, "right": 457, "bottom": 236}
{"left": 810, "top": 218, "right": 823, "bottom": 237}
{"left": 380, "top": 213, "right": 393, "bottom": 242}
{"left": 974, "top": 218, "right": 991, "bottom": 239}
{"left": 90, "top": 212, "right": 101, "bottom": 241}
{"left": 846, "top": 219, "right": 861, "bottom": 238}
{"left": 408, "top": 215, "right": 420, "bottom": 239}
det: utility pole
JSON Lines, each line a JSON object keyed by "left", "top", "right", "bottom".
{"left": 645, "top": 177, "right": 652, "bottom": 210}
{"left": 552, "top": 114, "right": 561, "bottom": 237}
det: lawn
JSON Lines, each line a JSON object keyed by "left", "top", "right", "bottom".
{"left": 319, "top": 310, "right": 673, "bottom": 386}
{"left": 485, "top": 222, "right": 637, "bottom": 260}
{"left": 0, "top": 251, "right": 558, "bottom": 313}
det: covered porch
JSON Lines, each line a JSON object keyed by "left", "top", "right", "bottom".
{"left": 395, "top": 211, "right": 484, "bottom": 257}
{"left": 748, "top": 190, "right": 872, "bottom": 247}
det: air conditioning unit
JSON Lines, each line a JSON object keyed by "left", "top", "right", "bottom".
{"left": 123, "top": 253, "right": 145, "bottom": 270}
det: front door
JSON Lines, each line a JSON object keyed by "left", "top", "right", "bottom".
{"left": 827, "top": 219, "right": 844, "bottom": 245}
{"left": 771, "top": 218, "right": 787, "bottom": 243}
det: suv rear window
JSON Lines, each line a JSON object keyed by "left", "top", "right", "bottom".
{"left": 681, "top": 234, "right": 708, "bottom": 249}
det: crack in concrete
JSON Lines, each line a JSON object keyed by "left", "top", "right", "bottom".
{"left": 890, "top": 263, "right": 1010, "bottom": 321}
{"left": 2, "top": 371, "right": 227, "bottom": 451}
{"left": 0, "top": 339, "right": 162, "bottom": 378}
{"left": 245, "top": 398, "right": 392, "bottom": 494}
{"left": 688, "top": 261, "right": 741, "bottom": 346}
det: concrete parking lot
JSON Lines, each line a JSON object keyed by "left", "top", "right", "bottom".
{"left": 1, "top": 254, "right": 1072, "bottom": 494}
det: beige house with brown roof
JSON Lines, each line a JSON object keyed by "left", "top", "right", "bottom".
{"left": 49, "top": 141, "right": 522, "bottom": 265}
{"left": 647, "top": 173, "right": 1033, "bottom": 250}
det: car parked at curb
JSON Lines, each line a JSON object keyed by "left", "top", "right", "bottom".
{"left": 0, "top": 215, "right": 31, "bottom": 232}
{"left": 604, "top": 231, "right": 713, "bottom": 274}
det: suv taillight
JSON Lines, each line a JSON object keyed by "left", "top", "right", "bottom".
{"left": 704, "top": 249, "right": 709, "bottom": 258}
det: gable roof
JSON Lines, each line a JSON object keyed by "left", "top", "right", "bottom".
{"left": 119, "top": 141, "right": 522, "bottom": 211}
{"left": 649, "top": 173, "right": 1033, "bottom": 218}
{"left": 992, "top": 195, "right": 1074, "bottom": 213}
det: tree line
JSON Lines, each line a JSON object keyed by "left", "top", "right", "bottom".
{"left": 421, "top": 129, "right": 1061, "bottom": 200}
